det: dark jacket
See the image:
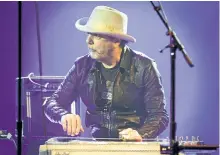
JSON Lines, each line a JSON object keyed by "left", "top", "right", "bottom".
{"left": 43, "top": 46, "right": 169, "bottom": 138}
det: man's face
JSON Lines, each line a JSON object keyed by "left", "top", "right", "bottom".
{"left": 86, "top": 33, "right": 119, "bottom": 61}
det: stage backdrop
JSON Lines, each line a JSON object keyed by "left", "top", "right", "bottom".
{"left": 0, "top": 1, "right": 219, "bottom": 155}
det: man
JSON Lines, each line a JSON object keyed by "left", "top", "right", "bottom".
{"left": 43, "top": 6, "right": 169, "bottom": 141}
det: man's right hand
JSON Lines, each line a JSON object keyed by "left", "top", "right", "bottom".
{"left": 60, "top": 114, "right": 84, "bottom": 136}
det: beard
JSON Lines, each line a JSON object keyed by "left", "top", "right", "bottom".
{"left": 89, "top": 47, "right": 113, "bottom": 61}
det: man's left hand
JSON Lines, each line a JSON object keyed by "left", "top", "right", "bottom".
{"left": 119, "top": 128, "right": 142, "bottom": 142}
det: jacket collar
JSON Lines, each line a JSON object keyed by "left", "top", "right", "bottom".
{"left": 119, "top": 45, "right": 133, "bottom": 72}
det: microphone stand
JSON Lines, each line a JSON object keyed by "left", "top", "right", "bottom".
{"left": 150, "top": 2, "right": 194, "bottom": 155}
{"left": 17, "top": 1, "right": 23, "bottom": 155}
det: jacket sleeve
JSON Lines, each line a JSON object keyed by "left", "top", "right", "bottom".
{"left": 136, "top": 60, "right": 169, "bottom": 138}
{"left": 43, "top": 63, "right": 79, "bottom": 124}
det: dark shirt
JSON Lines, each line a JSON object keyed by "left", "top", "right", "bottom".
{"left": 96, "top": 63, "right": 119, "bottom": 107}
{"left": 94, "top": 63, "right": 120, "bottom": 137}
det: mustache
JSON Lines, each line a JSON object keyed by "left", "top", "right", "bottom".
{"left": 89, "top": 48, "right": 95, "bottom": 51}
{"left": 89, "top": 48, "right": 104, "bottom": 54}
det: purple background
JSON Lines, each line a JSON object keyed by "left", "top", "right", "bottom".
{"left": 0, "top": 1, "right": 219, "bottom": 155}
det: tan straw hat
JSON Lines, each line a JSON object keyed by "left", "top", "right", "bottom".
{"left": 75, "top": 6, "right": 136, "bottom": 43}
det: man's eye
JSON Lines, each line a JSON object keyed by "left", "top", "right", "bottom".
{"left": 95, "top": 35, "right": 102, "bottom": 39}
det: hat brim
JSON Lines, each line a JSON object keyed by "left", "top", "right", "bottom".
{"left": 75, "top": 17, "right": 136, "bottom": 43}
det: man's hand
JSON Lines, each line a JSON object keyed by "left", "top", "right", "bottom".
{"left": 119, "top": 128, "right": 142, "bottom": 142}
{"left": 60, "top": 114, "right": 84, "bottom": 136}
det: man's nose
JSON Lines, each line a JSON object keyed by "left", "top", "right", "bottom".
{"left": 86, "top": 34, "right": 94, "bottom": 45}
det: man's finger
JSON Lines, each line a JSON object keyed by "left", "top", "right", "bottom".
{"left": 80, "top": 125, "right": 84, "bottom": 132}
{"left": 61, "top": 117, "right": 67, "bottom": 132}
{"left": 75, "top": 115, "right": 81, "bottom": 135}
{"left": 119, "top": 128, "right": 133, "bottom": 135}
{"left": 71, "top": 115, "right": 76, "bottom": 135}
{"left": 67, "top": 117, "right": 72, "bottom": 135}
{"left": 129, "top": 130, "right": 142, "bottom": 141}
{"left": 134, "top": 135, "right": 142, "bottom": 142}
